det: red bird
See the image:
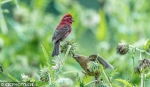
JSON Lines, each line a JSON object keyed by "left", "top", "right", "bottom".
{"left": 52, "top": 14, "right": 74, "bottom": 57}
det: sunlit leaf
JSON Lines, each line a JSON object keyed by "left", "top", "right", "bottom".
{"left": 7, "top": 74, "right": 19, "bottom": 82}
{"left": 96, "top": 10, "right": 107, "bottom": 40}
{"left": 41, "top": 44, "right": 50, "bottom": 66}
{"left": 0, "top": 0, "right": 12, "bottom": 5}
{"left": 143, "top": 39, "right": 150, "bottom": 51}
{"left": 115, "top": 79, "right": 132, "bottom": 87}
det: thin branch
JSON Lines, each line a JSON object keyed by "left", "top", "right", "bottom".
{"left": 102, "top": 70, "right": 112, "bottom": 87}
{"left": 141, "top": 71, "right": 145, "bottom": 87}
{"left": 85, "top": 80, "right": 99, "bottom": 86}
{"left": 60, "top": 45, "right": 71, "bottom": 70}
{"left": 129, "top": 45, "right": 150, "bottom": 56}
{"left": 54, "top": 45, "right": 72, "bottom": 80}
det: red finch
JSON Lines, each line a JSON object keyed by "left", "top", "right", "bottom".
{"left": 52, "top": 14, "right": 74, "bottom": 57}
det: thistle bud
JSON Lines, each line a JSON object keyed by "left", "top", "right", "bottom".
{"left": 87, "top": 61, "right": 100, "bottom": 73}
{"left": 40, "top": 68, "right": 50, "bottom": 82}
{"left": 134, "top": 58, "right": 150, "bottom": 74}
{"left": 116, "top": 41, "right": 129, "bottom": 55}
{"left": 61, "top": 40, "right": 79, "bottom": 56}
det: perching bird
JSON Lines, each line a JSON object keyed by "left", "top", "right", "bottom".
{"left": 73, "top": 54, "right": 114, "bottom": 76}
{"left": 52, "top": 14, "right": 74, "bottom": 57}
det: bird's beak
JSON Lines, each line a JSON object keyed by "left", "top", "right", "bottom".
{"left": 73, "top": 54, "right": 79, "bottom": 58}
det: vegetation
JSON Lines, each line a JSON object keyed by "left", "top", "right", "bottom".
{"left": 0, "top": 0, "right": 150, "bottom": 87}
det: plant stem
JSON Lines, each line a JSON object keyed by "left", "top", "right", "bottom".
{"left": 54, "top": 45, "right": 72, "bottom": 80}
{"left": 95, "top": 76, "right": 100, "bottom": 87}
{"left": 130, "top": 45, "right": 146, "bottom": 87}
{"left": 129, "top": 45, "right": 150, "bottom": 56}
{"left": 141, "top": 71, "right": 145, "bottom": 87}
{"left": 102, "top": 69, "right": 112, "bottom": 87}
{"left": 60, "top": 45, "right": 71, "bottom": 70}
{"left": 85, "top": 80, "right": 98, "bottom": 86}
{"left": 41, "top": 45, "right": 52, "bottom": 84}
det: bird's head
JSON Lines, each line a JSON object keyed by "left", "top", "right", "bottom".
{"left": 73, "top": 54, "right": 88, "bottom": 63}
{"left": 61, "top": 13, "right": 74, "bottom": 24}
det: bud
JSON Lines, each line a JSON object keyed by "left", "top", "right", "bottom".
{"left": 87, "top": 61, "right": 100, "bottom": 73}
{"left": 116, "top": 41, "right": 129, "bottom": 55}
{"left": 134, "top": 58, "right": 150, "bottom": 74}
{"left": 40, "top": 68, "right": 50, "bottom": 82}
{"left": 134, "top": 66, "right": 141, "bottom": 74}
{"left": 61, "top": 40, "right": 79, "bottom": 56}
{"left": 57, "top": 78, "right": 73, "bottom": 87}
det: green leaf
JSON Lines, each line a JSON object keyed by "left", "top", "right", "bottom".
{"left": 0, "top": 0, "right": 12, "bottom": 5}
{"left": 143, "top": 39, "right": 150, "bottom": 51}
{"left": 115, "top": 79, "right": 132, "bottom": 87}
{"left": 36, "top": 81, "right": 49, "bottom": 87}
{"left": 41, "top": 44, "right": 54, "bottom": 81}
{"left": 96, "top": 10, "right": 107, "bottom": 40}
{"left": 7, "top": 74, "right": 19, "bottom": 82}
{"left": 110, "top": 69, "right": 119, "bottom": 79}
{"left": 41, "top": 44, "right": 50, "bottom": 66}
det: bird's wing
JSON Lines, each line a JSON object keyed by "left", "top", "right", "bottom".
{"left": 52, "top": 25, "right": 70, "bottom": 42}
{"left": 89, "top": 54, "right": 114, "bottom": 70}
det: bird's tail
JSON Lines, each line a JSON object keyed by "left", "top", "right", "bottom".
{"left": 52, "top": 41, "right": 60, "bottom": 57}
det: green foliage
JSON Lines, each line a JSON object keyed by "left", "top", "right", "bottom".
{"left": 7, "top": 74, "right": 19, "bottom": 82}
{"left": 109, "top": 69, "right": 119, "bottom": 79}
{"left": 0, "top": 0, "right": 12, "bottom": 5}
{"left": 41, "top": 45, "right": 53, "bottom": 83}
{"left": 115, "top": 79, "right": 132, "bottom": 87}
{"left": 0, "top": 0, "right": 150, "bottom": 87}
{"left": 143, "top": 39, "right": 150, "bottom": 51}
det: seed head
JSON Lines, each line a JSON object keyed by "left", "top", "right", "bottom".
{"left": 87, "top": 61, "right": 100, "bottom": 73}
{"left": 134, "top": 58, "right": 150, "bottom": 74}
{"left": 116, "top": 41, "right": 129, "bottom": 55}
{"left": 61, "top": 40, "right": 79, "bottom": 56}
{"left": 40, "top": 68, "right": 50, "bottom": 82}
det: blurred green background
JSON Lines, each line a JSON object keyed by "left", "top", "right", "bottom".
{"left": 0, "top": 0, "right": 150, "bottom": 86}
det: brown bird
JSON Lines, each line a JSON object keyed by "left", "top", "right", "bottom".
{"left": 73, "top": 54, "right": 114, "bottom": 76}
